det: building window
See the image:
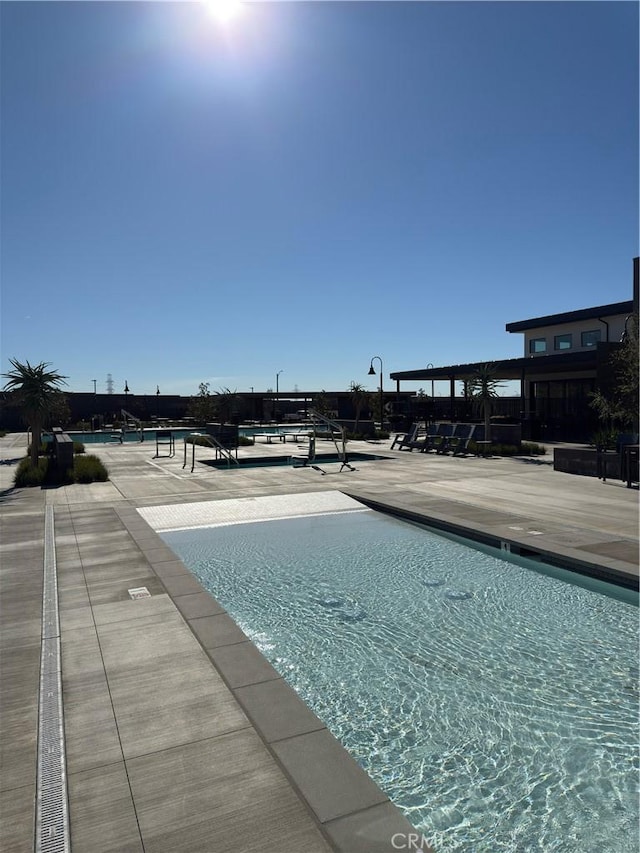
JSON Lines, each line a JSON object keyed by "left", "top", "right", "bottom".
{"left": 529, "top": 338, "right": 547, "bottom": 354}
{"left": 581, "top": 329, "right": 601, "bottom": 347}
{"left": 554, "top": 334, "right": 572, "bottom": 351}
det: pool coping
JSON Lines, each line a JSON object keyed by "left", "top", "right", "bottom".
{"left": 114, "top": 503, "right": 433, "bottom": 853}
{"left": 344, "top": 493, "right": 639, "bottom": 591}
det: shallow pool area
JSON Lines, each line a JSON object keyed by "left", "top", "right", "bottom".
{"left": 201, "top": 451, "right": 390, "bottom": 469}
{"left": 151, "top": 494, "right": 639, "bottom": 853}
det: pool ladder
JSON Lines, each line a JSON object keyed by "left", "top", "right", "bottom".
{"left": 121, "top": 409, "right": 143, "bottom": 441}
{"left": 307, "top": 409, "right": 348, "bottom": 461}
{"left": 183, "top": 434, "right": 239, "bottom": 472}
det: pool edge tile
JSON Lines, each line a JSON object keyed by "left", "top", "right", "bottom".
{"left": 271, "top": 728, "right": 389, "bottom": 824}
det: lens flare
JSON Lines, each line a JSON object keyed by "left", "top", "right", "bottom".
{"left": 203, "top": 0, "right": 244, "bottom": 24}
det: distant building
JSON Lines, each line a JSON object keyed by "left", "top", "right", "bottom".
{"left": 391, "top": 259, "right": 638, "bottom": 442}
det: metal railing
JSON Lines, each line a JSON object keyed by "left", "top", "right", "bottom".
{"left": 120, "top": 409, "right": 143, "bottom": 441}
{"left": 183, "top": 433, "right": 239, "bottom": 472}
{"left": 307, "top": 409, "right": 347, "bottom": 461}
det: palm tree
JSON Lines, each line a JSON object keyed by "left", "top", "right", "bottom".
{"left": 466, "top": 363, "right": 503, "bottom": 442}
{"left": 348, "top": 381, "right": 369, "bottom": 433}
{"left": 2, "top": 359, "right": 68, "bottom": 465}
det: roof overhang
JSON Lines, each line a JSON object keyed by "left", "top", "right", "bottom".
{"left": 390, "top": 350, "right": 604, "bottom": 383}
{"left": 505, "top": 301, "right": 633, "bottom": 333}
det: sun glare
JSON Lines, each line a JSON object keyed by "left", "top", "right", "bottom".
{"left": 203, "top": 0, "right": 244, "bottom": 24}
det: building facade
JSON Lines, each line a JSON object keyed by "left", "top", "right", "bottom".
{"left": 390, "top": 259, "right": 638, "bottom": 443}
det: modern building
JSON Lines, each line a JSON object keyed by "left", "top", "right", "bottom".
{"left": 391, "top": 258, "right": 638, "bottom": 442}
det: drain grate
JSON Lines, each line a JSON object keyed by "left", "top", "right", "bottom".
{"left": 36, "top": 507, "right": 70, "bottom": 853}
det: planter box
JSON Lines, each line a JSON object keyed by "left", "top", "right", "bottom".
{"left": 553, "top": 447, "right": 621, "bottom": 479}
{"left": 489, "top": 423, "right": 521, "bottom": 445}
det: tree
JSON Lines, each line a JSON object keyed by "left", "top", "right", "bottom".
{"left": 186, "top": 383, "right": 239, "bottom": 425}
{"left": 2, "top": 359, "right": 68, "bottom": 465}
{"left": 213, "top": 387, "right": 238, "bottom": 425}
{"left": 313, "top": 390, "right": 333, "bottom": 418}
{"left": 466, "top": 363, "right": 504, "bottom": 442}
{"left": 590, "top": 312, "right": 639, "bottom": 435}
{"left": 186, "top": 382, "right": 217, "bottom": 424}
{"left": 47, "top": 392, "right": 72, "bottom": 429}
{"left": 348, "top": 381, "right": 370, "bottom": 432}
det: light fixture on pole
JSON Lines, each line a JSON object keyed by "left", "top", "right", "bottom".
{"left": 426, "top": 363, "right": 434, "bottom": 399}
{"left": 275, "top": 370, "right": 283, "bottom": 421}
{"left": 156, "top": 386, "right": 160, "bottom": 396}
{"left": 368, "top": 356, "right": 384, "bottom": 433}
{"left": 92, "top": 379, "right": 97, "bottom": 394}
{"left": 124, "top": 381, "right": 130, "bottom": 400}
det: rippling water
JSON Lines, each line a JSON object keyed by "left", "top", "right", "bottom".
{"left": 163, "top": 510, "right": 639, "bottom": 853}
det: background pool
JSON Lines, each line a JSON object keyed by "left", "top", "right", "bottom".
{"left": 162, "top": 510, "right": 639, "bottom": 853}
{"left": 62, "top": 425, "right": 321, "bottom": 444}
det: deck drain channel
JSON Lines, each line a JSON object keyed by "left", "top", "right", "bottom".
{"left": 35, "top": 506, "right": 70, "bottom": 853}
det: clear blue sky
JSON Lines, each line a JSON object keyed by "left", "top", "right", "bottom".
{"left": 1, "top": 1, "right": 637, "bottom": 398}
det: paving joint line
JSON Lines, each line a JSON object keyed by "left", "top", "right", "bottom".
{"left": 67, "top": 505, "right": 148, "bottom": 852}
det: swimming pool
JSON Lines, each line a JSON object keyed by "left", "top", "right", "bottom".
{"left": 151, "top": 496, "right": 638, "bottom": 853}
{"left": 63, "top": 429, "right": 196, "bottom": 444}
{"left": 62, "top": 426, "right": 332, "bottom": 444}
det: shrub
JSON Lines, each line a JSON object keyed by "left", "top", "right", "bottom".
{"left": 14, "top": 457, "right": 49, "bottom": 487}
{"left": 589, "top": 429, "right": 617, "bottom": 450}
{"left": 73, "top": 455, "right": 109, "bottom": 483}
{"left": 491, "top": 443, "right": 519, "bottom": 456}
{"left": 520, "top": 442, "right": 546, "bottom": 456}
{"left": 27, "top": 441, "right": 50, "bottom": 457}
{"left": 73, "top": 441, "right": 86, "bottom": 454}
{"left": 186, "top": 434, "right": 253, "bottom": 448}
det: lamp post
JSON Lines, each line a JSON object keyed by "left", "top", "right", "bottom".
{"left": 426, "top": 363, "right": 434, "bottom": 400}
{"left": 124, "top": 381, "right": 130, "bottom": 402}
{"left": 368, "top": 356, "right": 384, "bottom": 433}
{"left": 92, "top": 379, "right": 97, "bottom": 394}
{"left": 275, "top": 370, "right": 283, "bottom": 422}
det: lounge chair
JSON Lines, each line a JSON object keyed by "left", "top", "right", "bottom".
{"left": 420, "top": 423, "right": 454, "bottom": 453}
{"left": 391, "top": 424, "right": 421, "bottom": 451}
{"left": 443, "top": 423, "right": 476, "bottom": 456}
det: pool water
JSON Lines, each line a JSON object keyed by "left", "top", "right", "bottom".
{"left": 63, "top": 429, "right": 196, "bottom": 444}
{"left": 161, "top": 509, "right": 639, "bottom": 853}
{"left": 201, "top": 451, "right": 389, "bottom": 469}
{"left": 62, "top": 425, "right": 334, "bottom": 444}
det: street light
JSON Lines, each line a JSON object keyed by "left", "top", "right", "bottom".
{"left": 275, "top": 370, "right": 283, "bottom": 422}
{"left": 124, "top": 381, "right": 130, "bottom": 401}
{"left": 368, "top": 356, "right": 384, "bottom": 433}
{"left": 92, "top": 379, "right": 97, "bottom": 394}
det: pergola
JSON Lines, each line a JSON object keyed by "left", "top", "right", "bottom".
{"left": 390, "top": 350, "right": 601, "bottom": 422}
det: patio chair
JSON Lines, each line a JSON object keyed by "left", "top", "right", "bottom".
{"left": 405, "top": 423, "right": 438, "bottom": 452}
{"left": 391, "top": 424, "right": 420, "bottom": 450}
{"left": 444, "top": 424, "right": 476, "bottom": 456}
{"left": 421, "top": 423, "right": 454, "bottom": 453}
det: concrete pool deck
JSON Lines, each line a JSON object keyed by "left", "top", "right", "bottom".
{"left": 1, "top": 431, "right": 637, "bottom": 853}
